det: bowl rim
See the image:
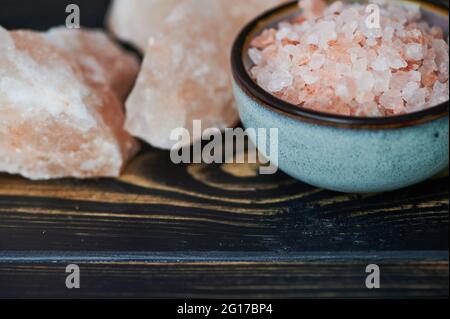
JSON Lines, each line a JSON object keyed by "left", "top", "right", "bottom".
{"left": 231, "top": 0, "right": 450, "bottom": 129}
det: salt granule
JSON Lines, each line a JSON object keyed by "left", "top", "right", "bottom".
{"left": 250, "top": 0, "right": 450, "bottom": 116}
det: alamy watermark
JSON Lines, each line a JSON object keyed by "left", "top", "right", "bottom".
{"left": 366, "top": 264, "right": 381, "bottom": 289}
{"left": 365, "top": 3, "right": 381, "bottom": 29}
{"left": 65, "top": 4, "right": 80, "bottom": 29}
{"left": 65, "top": 264, "right": 80, "bottom": 289}
{"left": 170, "top": 120, "right": 279, "bottom": 175}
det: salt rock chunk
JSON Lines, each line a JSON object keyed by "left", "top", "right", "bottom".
{"left": 107, "top": 0, "right": 182, "bottom": 52}
{"left": 0, "top": 27, "right": 139, "bottom": 180}
{"left": 113, "top": 0, "right": 287, "bottom": 149}
{"left": 44, "top": 27, "right": 140, "bottom": 101}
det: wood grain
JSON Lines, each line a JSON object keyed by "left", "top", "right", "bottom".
{"left": 0, "top": 260, "right": 448, "bottom": 298}
{"left": 0, "top": 148, "right": 448, "bottom": 297}
{"left": 0, "top": 148, "right": 448, "bottom": 252}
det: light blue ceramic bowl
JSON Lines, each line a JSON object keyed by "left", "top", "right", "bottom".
{"left": 231, "top": 0, "right": 449, "bottom": 193}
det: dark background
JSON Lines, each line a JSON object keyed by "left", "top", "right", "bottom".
{"left": 1, "top": 0, "right": 448, "bottom": 31}
{"left": 0, "top": 0, "right": 110, "bottom": 30}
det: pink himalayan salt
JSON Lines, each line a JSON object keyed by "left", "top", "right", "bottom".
{"left": 107, "top": 0, "right": 181, "bottom": 53}
{"left": 299, "top": 0, "right": 327, "bottom": 20}
{"left": 249, "top": 0, "right": 449, "bottom": 117}
{"left": 108, "top": 0, "right": 288, "bottom": 149}
{"left": 0, "top": 27, "right": 140, "bottom": 180}
{"left": 44, "top": 27, "right": 139, "bottom": 101}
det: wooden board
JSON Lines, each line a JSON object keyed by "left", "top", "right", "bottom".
{"left": 0, "top": 147, "right": 448, "bottom": 298}
{"left": 0, "top": 260, "right": 448, "bottom": 299}
{"left": 0, "top": 0, "right": 449, "bottom": 298}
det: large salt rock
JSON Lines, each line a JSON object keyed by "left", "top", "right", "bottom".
{"left": 44, "top": 27, "right": 140, "bottom": 101}
{"left": 0, "top": 27, "right": 140, "bottom": 180}
{"left": 108, "top": 0, "right": 286, "bottom": 149}
{"left": 107, "top": 0, "right": 182, "bottom": 53}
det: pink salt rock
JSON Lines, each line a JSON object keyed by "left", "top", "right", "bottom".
{"left": 249, "top": 0, "right": 449, "bottom": 116}
{"left": 44, "top": 27, "right": 140, "bottom": 101}
{"left": 0, "top": 27, "right": 140, "bottom": 180}
{"left": 108, "top": 0, "right": 287, "bottom": 149}
{"left": 107, "top": 0, "right": 182, "bottom": 53}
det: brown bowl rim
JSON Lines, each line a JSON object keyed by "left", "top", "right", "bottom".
{"left": 231, "top": 0, "right": 450, "bottom": 129}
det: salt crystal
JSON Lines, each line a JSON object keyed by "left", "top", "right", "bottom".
{"left": 335, "top": 83, "right": 350, "bottom": 102}
{"left": 306, "top": 33, "right": 320, "bottom": 46}
{"left": 356, "top": 71, "right": 375, "bottom": 93}
{"left": 336, "top": 63, "right": 352, "bottom": 77}
{"left": 405, "top": 88, "right": 428, "bottom": 109}
{"left": 250, "top": 0, "right": 449, "bottom": 116}
{"left": 356, "top": 101, "right": 382, "bottom": 117}
{"left": 408, "top": 71, "right": 423, "bottom": 83}
{"left": 366, "top": 36, "right": 379, "bottom": 47}
{"left": 433, "top": 38, "right": 449, "bottom": 70}
{"left": 356, "top": 91, "right": 375, "bottom": 104}
{"left": 372, "top": 55, "right": 390, "bottom": 71}
{"left": 298, "top": 66, "right": 319, "bottom": 85}
{"left": 249, "top": 48, "right": 263, "bottom": 65}
{"left": 255, "top": 69, "right": 273, "bottom": 91}
{"left": 391, "top": 72, "right": 414, "bottom": 91}
{"left": 422, "top": 71, "right": 439, "bottom": 87}
{"left": 109, "top": 0, "right": 287, "bottom": 149}
{"left": 342, "top": 21, "right": 359, "bottom": 41}
{"left": 268, "top": 70, "right": 293, "bottom": 92}
{"left": 299, "top": 0, "right": 326, "bottom": 20}
{"left": 388, "top": 54, "right": 408, "bottom": 70}
{"left": 383, "top": 26, "right": 395, "bottom": 43}
{"left": 352, "top": 57, "right": 369, "bottom": 75}
{"left": 373, "top": 71, "right": 392, "bottom": 93}
{"left": 438, "top": 62, "right": 449, "bottom": 82}
{"left": 430, "top": 26, "right": 444, "bottom": 39}
{"left": 402, "top": 82, "right": 421, "bottom": 101}
{"left": 401, "top": 2, "right": 421, "bottom": 20}
{"left": 405, "top": 43, "right": 424, "bottom": 61}
{"left": 251, "top": 29, "right": 277, "bottom": 49}
{"left": 339, "top": 8, "right": 360, "bottom": 26}
{"left": 380, "top": 89, "right": 405, "bottom": 113}
{"left": 309, "top": 52, "right": 326, "bottom": 69}
{"left": 429, "top": 81, "right": 450, "bottom": 106}
{"left": 0, "top": 27, "right": 139, "bottom": 180}
{"left": 316, "top": 21, "right": 337, "bottom": 49}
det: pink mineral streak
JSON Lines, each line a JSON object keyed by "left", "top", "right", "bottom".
{"left": 0, "top": 27, "right": 140, "bottom": 180}
{"left": 249, "top": 0, "right": 449, "bottom": 116}
{"left": 108, "top": 0, "right": 288, "bottom": 149}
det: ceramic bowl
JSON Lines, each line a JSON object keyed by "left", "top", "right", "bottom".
{"left": 231, "top": 0, "right": 449, "bottom": 193}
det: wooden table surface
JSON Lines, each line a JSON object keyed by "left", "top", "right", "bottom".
{"left": 0, "top": 0, "right": 449, "bottom": 299}
{"left": 0, "top": 146, "right": 448, "bottom": 298}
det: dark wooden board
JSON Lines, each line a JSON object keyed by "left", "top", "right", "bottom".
{"left": 0, "top": 148, "right": 448, "bottom": 298}
{"left": 0, "top": 0, "right": 449, "bottom": 298}
{"left": 0, "top": 148, "right": 449, "bottom": 252}
{"left": 0, "top": 260, "right": 448, "bottom": 299}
